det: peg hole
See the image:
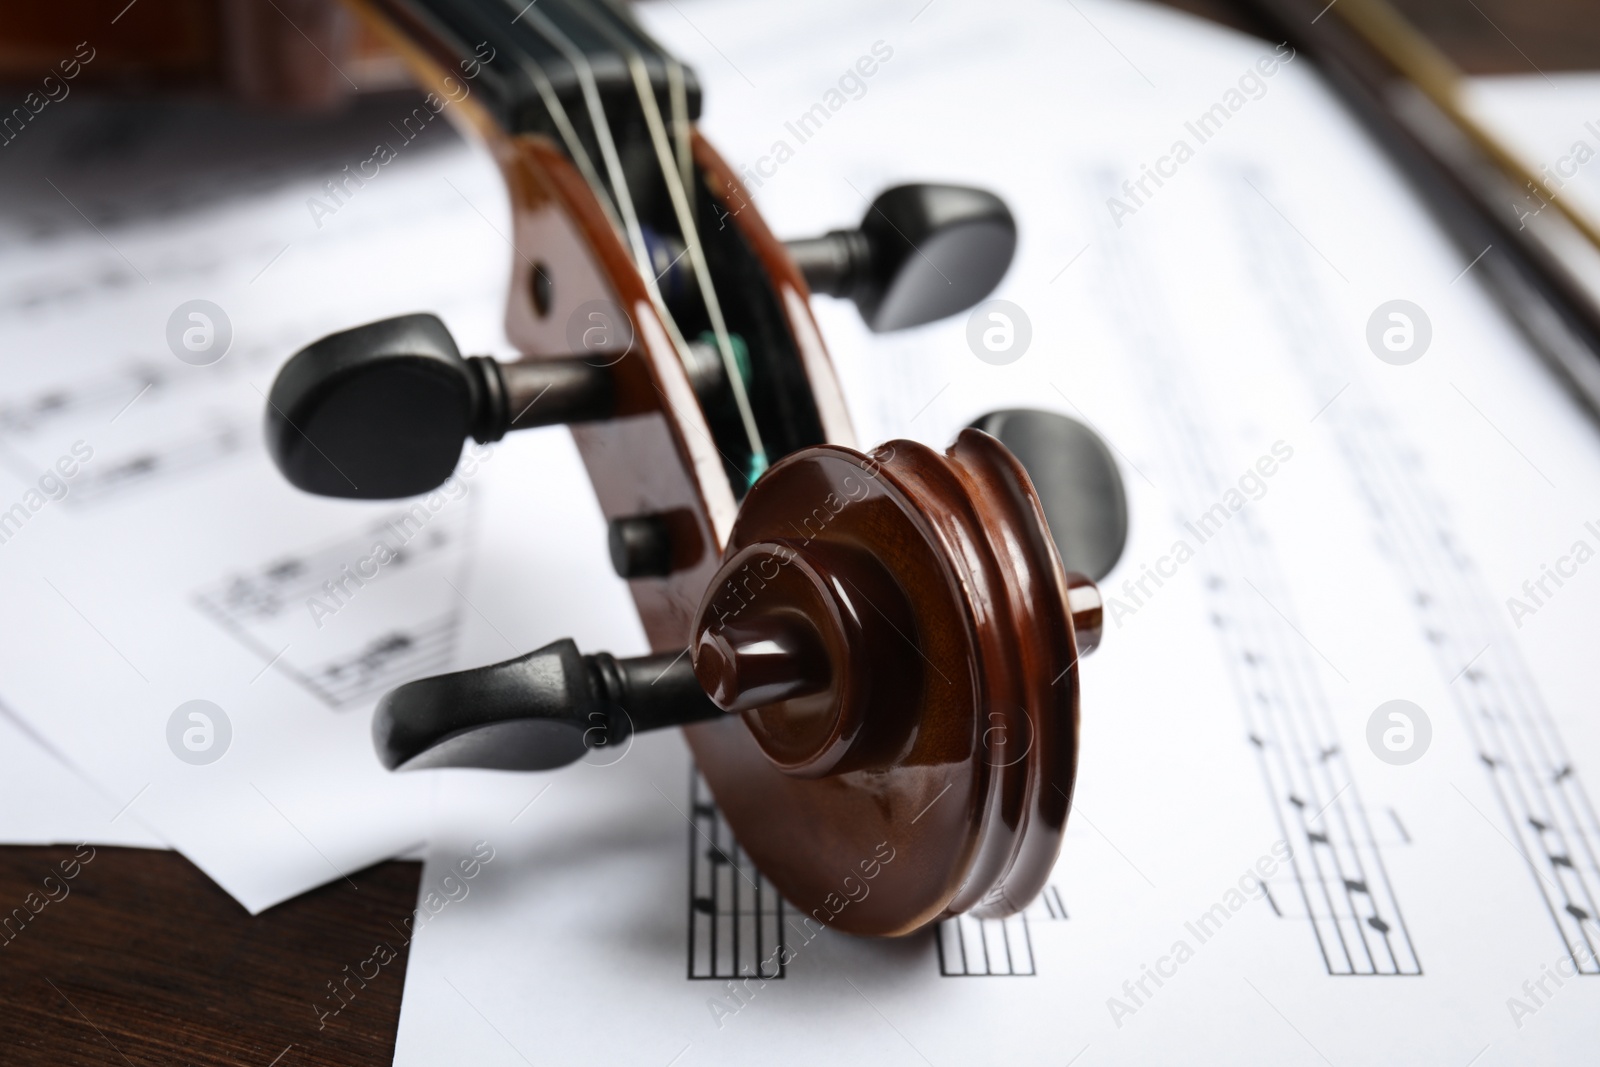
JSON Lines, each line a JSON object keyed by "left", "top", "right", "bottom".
{"left": 531, "top": 261, "right": 553, "bottom": 318}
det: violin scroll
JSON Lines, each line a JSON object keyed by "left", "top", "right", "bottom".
{"left": 684, "top": 428, "right": 1100, "bottom": 934}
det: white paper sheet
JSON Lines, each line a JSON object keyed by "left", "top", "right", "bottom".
{"left": 391, "top": 0, "right": 1600, "bottom": 1063}
{"left": 0, "top": 97, "right": 527, "bottom": 910}
{"left": 0, "top": 701, "right": 166, "bottom": 847}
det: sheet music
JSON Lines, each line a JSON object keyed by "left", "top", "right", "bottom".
{"left": 0, "top": 97, "right": 524, "bottom": 911}
{"left": 392, "top": 0, "right": 1600, "bottom": 1063}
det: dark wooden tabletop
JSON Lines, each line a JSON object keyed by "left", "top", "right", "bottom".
{"left": 1168, "top": 0, "right": 1600, "bottom": 72}
{"left": 4, "top": 1, "right": 1595, "bottom": 1065}
{"left": 1, "top": 847, "right": 415, "bottom": 1066}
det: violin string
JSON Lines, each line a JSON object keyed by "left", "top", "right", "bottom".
{"left": 497, "top": 9, "right": 623, "bottom": 236}
{"left": 570, "top": 2, "right": 767, "bottom": 468}
{"left": 503, "top": 0, "right": 704, "bottom": 384}
{"left": 667, "top": 62, "right": 693, "bottom": 222}
{"left": 386, "top": 0, "right": 617, "bottom": 229}
{"left": 505, "top": 2, "right": 647, "bottom": 262}
{"left": 583, "top": 0, "right": 690, "bottom": 194}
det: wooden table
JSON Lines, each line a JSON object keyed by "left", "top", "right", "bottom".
{"left": 3, "top": 1, "right": 1593, "bottom": 1063}
{"left": 1, "top": 847, "right": 416, "bottom": 1066}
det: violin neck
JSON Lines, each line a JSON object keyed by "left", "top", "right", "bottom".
{"left": 363, "top": 0, "right": 699, "bottom": 216}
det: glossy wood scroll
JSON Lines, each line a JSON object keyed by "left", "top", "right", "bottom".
{"left": 686, "top": 430, "right": 1098, "bottom": 936}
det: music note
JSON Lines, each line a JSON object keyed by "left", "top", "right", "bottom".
{"left": 0, "top": 364, "right": 166, "bottom": 434}
{"left": 193, "top": 507, "right": 469, "bottom": 708}
{"left": 266, "top": 559, "right": 305, "bottom": 582}
{"left": 324, "top": 632, "right": 415, "bottom": 682}
{"left": 1261, "top": 883, "right": 1282, "bottom": 917}
{"left": 1099, "top": 214, "right": 1421, "bottom": 978}
{"left": 68, "top": 420, "right": 248, "bottom": 507}
{"left": 686, "top": 773, "right": 785, "bottom": 981}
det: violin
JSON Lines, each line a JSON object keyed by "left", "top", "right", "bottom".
{"left": 257, "top": 0, "right": 1129, "bottom": 937}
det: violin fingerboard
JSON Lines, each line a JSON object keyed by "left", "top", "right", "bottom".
{"left": 368, "top": 0, "right": 699, "bottom": 141}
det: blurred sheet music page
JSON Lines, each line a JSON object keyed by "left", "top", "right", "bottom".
{"left": 392, "top": 0, "right": 1600, "bottom": 1064}
{"left": 0, "top": 94, "right": 530, "bottom": 910}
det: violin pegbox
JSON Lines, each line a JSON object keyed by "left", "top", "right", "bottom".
{"left": 262, "top": 0, "right": 1132, "bottom": 940}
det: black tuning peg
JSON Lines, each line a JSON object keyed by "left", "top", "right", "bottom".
{"left": 786, "top": 184, "right": 1016, "bottom": 332}
{"left": 265, "top": 313, "right": 614, "bottom": 500}
{"left": 372, "top": 639, "right": 724, "bottom": 771}
{"left": 970, "top": 409, "right": 1129, "bottom": 582}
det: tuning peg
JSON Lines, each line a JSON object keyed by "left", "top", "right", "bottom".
{"left": 265, "top": 313, "right": 614, "bottom": 499}
{"left": 969, "top": 409, "right": 1129, "bottom": 582}
{"left": 786, "top": 184, "right": 1016, "bottom": 332}
{"left": 372, "top": 639, "right": 724, "bottom": 771}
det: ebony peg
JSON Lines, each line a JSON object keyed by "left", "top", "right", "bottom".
{"left": 785, "top": 184, "right": 1016, "bottom": 332}
{"left": 265, "top": 313, "right": 614, "bottom": 500}
{"left": 372, "top": 639, "right": 724, "bottom": 771}
{"left": 969, "top": 409, "right": 1129, "bottom": 582}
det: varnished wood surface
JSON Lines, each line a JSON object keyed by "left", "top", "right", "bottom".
{"left": 1389, "top": 0, "right": 1600, "bottom": 74}
{"left": 2, "top": 1, "right": 1594, "bottom": 1065}
{"left": 3, "top": 0, "right": 1593, "bottom": 86}
{"left": 0, "top": 847, "right": 418, "bottom": 1066}
{"left": 1159, "top": 0, "right": 1600, "bottom": 73}
{"left": 687, "top": 431, "right": 1084, "bottom": 936}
